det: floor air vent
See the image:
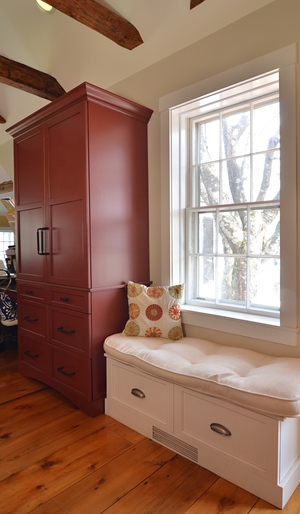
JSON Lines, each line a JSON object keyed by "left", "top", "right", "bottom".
{"left": 152, "top": 426, "right": 198, "bottom": 463}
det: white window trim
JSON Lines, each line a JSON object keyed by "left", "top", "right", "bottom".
{"left": 160, "top": 44, "right": 298, "bottom": 347}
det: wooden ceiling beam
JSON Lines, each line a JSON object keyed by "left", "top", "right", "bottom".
{"left": 190, "top": 0, "right": 206, "bottom": 9}
{"left": 0, "top": 55, "right": 65, "bottom": 101}
{"left": 44, "top": 0, "right": 143, "bottom": 50}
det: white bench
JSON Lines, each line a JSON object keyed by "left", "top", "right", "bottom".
{"left": 104, "top": 333, "right": 300, "bottom": 509}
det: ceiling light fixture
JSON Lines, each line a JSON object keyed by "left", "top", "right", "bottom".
{"left": 35, "top": 0, "right": 54, "bottom": 13}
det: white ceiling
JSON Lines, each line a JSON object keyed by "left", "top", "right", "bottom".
{"left": 0, "top": 0, "right": 275, "bottom": 147}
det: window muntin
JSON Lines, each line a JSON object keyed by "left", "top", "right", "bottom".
{"left": 187, "top": 79, "right": 280, "bottom": 316}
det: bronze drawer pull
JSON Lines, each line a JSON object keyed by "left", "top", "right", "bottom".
{"left": 210, "top": 423, "right": 231, "bottom": 436}
{"left": 25, "top": 290, "right": 33, "bottom": 295}
{"left": 57, "top": 326, "right": 75, "bottom": 335}
{"left": 59, "top": 297, "right": 69, "bottom": 302}
{"left": 57, "top": 366, "right": 76, "bottom": 377}
{"left": 131, "top": 388, "right": 146, "bottom": 399}
{"left": 24, "top": 350, "right": 39, "bottom": 359}
{"left": 23, "top": 315, "right": 38, "bottom": 322}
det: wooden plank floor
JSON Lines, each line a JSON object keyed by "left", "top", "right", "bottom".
{"left": 1, "top": 349, "right": 300, "bottom": 514}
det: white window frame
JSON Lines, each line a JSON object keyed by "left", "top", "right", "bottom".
{"left": 160, "top": 45, "right": 298, "bottom": 346}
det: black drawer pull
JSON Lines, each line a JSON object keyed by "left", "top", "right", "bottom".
{"left": 24, "top": 350, "right": 39, "bottom": 359}
{"left": 23, "top": 316, "right": 38, "bottom": 322}
{"left": 57, "top": 366, "right": 75, "bottom": 377}
{"left": 210, "top": 423, "right": 231, "bottom": 437}
{"left": 59, "top": 297, "right": 69, "bottom": 302}
{"left": 25, "top": 290, "right": 33, "bottom": 295}
{"left": 131, "top": 388, "right": 146, "bottom": 399}
{"left": 57, "top": 326, "right": 75, "bottom": 335}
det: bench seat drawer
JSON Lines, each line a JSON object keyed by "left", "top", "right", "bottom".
{"left": 106, "top": 359, "right": 173, "bottom": 430}
{"left": 174, "top": 386, "right": 278, "bottom": 478}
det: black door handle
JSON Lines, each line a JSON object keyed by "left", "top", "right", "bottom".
{"left": 37, "top": 227, "right": 49, "bottom": 255}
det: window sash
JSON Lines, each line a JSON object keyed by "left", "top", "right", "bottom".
{"left": 186, "top": 88, "right": 280, "bottom": 317}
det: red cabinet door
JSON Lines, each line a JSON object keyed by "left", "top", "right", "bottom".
{"left": 17, "top": 207, "right": 47, "bottom": 281}
{"left": 15, "top": 126, "right": 47, "bottom": 282}
{"left": 14, "top": 126, "right": 44, "bottom": 207}
{"left": 45, "top": 103, "right": 89, "bottom": 287}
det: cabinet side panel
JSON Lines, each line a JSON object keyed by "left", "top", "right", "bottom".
{"left": 88, "top": 102, "right": 150, "bottom": 287}
{"left": 91, "top": 286, "right": 129, "bottom": 400}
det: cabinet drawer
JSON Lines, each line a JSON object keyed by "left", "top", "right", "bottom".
{"left": 107, "top": 359, "right": 173, "bottom": 427}
{"left": 48, "top": 287, "right": 90, "bottom": 313}
{"left": 19, "top": 334, "right": 51, "bottom": 374}
{"left": 174, "top": 386, "right": 277, "bottom": 474}
{"left": 52, "top": 347, "right": 90, "bottom": 397}
{"left": 49, "top": 307, "right": 90, "bottom": 355}
{"left": 19, "top": 301, "right": 47, "bottom": 338}
{"left": 18, "top": 282, "right": 47, "bottom": 302}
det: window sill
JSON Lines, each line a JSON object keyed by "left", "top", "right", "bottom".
{"left": 181, "top": 305, "right": 298, "bottom": 347}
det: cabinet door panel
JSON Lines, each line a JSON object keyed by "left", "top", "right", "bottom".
{"left": 14, "top": 127, "right": 44, "bottom": 206}
{"left": 48, "top": 200, "right": 88, "bottom": 287}
{"left": 17, "top": 207, "right": 47, "bottom": 281}
{"left": 46, "top": 103, "right": 87, "bottom": 201}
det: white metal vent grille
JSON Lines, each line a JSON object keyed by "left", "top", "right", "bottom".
{"left": 152, "top": 426, "right": 198, "bottom": 463}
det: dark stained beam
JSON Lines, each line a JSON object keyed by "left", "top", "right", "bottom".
{"left": 0, "top": 55, "right": 65, "bottom": 101}
{"left": 0, "top": 115, "right": 6, "bottom": 124}
{"left": 190, "top": 0, "right": 206, "bottom": 9}
{"left": 44, "top": 0, "right": 143, "bottom": 50}
{"left": 0, "top": 180, "right": 13, "bottom": 193}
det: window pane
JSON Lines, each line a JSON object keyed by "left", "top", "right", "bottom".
{"left": 249, "top": 257, "right": 280, "bottom": 310}
{"left": 252, "top": 151, "right": 280, "bottom": 201}
{"left": 199, "top": 163, "right": 220, "bottom": 206}
{"left": 195, "top": 256, "right": 215, "bottom": 300}
{"left": 198, "top": 118, "right": 220, "bottom": 163}
{"left": 217, "top": 256, "right": 247, "bottom": 306}
{"left": 218, "top": 210, "right": 247, "bottom": 255}
{"left": 198, "top": 212, "right": 215, "bottom": 253}
{"left": 222, "top": 157, "right": 250, "bottom": 204}
{"left": 222, "top": 110, "right": 250, "bottom": 159}
{"left": 250, "top": 208, "right": 280, "bottom": 255}
{"left": 253, "top": 101, "right": 280, "bottom": 154}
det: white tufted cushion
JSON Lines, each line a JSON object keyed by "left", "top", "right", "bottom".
{"left": 104, "top": 333, "right": 300, "bottom": 418}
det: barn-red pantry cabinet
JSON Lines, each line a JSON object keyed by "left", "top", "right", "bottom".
{"left": 8, "top": 82, "right": 153, "bottom": 416}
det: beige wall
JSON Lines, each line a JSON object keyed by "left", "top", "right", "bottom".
{"left": 109, "top": 0, "right": 300, "bottom": 356}
{"left": 0, "top": 140, "right": 14, "bottom": 179}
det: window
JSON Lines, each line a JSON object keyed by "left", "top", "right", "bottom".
{"left": 188, "top": 72, "right": 280, "bottom": 317}
{"left": 0, "top": 229, "right": 14, "bottom": 268}
{"left": 160, "top": 45, "right": 297, "bottom": 346}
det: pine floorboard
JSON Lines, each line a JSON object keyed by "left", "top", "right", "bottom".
{"left": 1, "top": 349, "right": 300, "bottom": 514}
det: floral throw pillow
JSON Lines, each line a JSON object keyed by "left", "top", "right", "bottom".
{"left": 123, "top": 281, "right": 184, "bottom": 340}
